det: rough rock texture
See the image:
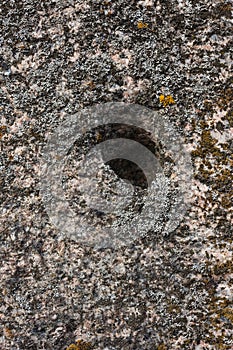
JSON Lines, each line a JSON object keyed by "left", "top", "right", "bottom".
{"left": 0, "top": 0, "right": 232, "bottom": 349}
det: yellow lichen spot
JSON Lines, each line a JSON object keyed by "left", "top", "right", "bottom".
{"left": 137, "top": 21, "right": 148, "bottom": 29}
{"left": 159, "top": 94, "right": 175, "bottom": 107}
{"left": 66, "top": 339, "right": 93, "bottom": 350}
{"left": 159, "top": 94, "right": 165, "bottom": 104}
{"left": 96, "top": 131, "right": 102, "bottom": 142}
{"left": 66, "top": 345, "right": 79, "bottom": 350}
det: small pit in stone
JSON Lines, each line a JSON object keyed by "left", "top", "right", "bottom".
{"left": 106, "top": 158, "right": 148, "bottom": 189}
{"left": 62, "top": 123, "right": 173, "bottom": 224}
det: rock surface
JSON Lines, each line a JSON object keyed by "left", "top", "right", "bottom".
{"left": 0, "top": 0, "right": 232, "bottom": 349}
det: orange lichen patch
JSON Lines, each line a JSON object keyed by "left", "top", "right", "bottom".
{"left": 137, "top": 21, "right": 148, "bottom": 29}
{"left": 3, "top": 327, "right": 14, "bottom": 339}
{"left": 191, "top": 129, "right": 220, "bottom": 158}
{"left": 225, "top": 110, "right": 233, "bottom": 127}
{"left": 215, "top": 2, "right": 233, "bottom": 18}
{"left": 213, "top": 260, "right": 233, "bottom": 276}
{"left": 66, "top": 345, "right": 78, "bottom": 350}
{"left": 15, "top": 42, "right": 26, "bottom": 49}
{"left": 222, "top": 307, "right": 233, "bottom": 323}
{"left": 0, "top": 125, "right": 7, "bottom": 139}
{"left": 82, "top": 80, "right": 96, "bottom": 90}
{"left": 221, "top": 193, "right": 232, "bottom": 209}
{"left": 66, "top": 339, "right": 93, "bottom": 350}
{"left": 157, "top": 344, "right": 167, "bottom": 350}
{"left": 217, "top": 87, "right": 233, "bottom": 110}
{"left": 159, "top": 94, "right": 175, "bottom": 107}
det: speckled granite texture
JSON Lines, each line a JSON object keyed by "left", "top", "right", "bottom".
{"left": 0, "top": 0, "right": 232, "bottom": 349}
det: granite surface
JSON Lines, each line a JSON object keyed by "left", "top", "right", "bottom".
{"left": 0, "top": 0, "right": 232, "bottom": 349}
